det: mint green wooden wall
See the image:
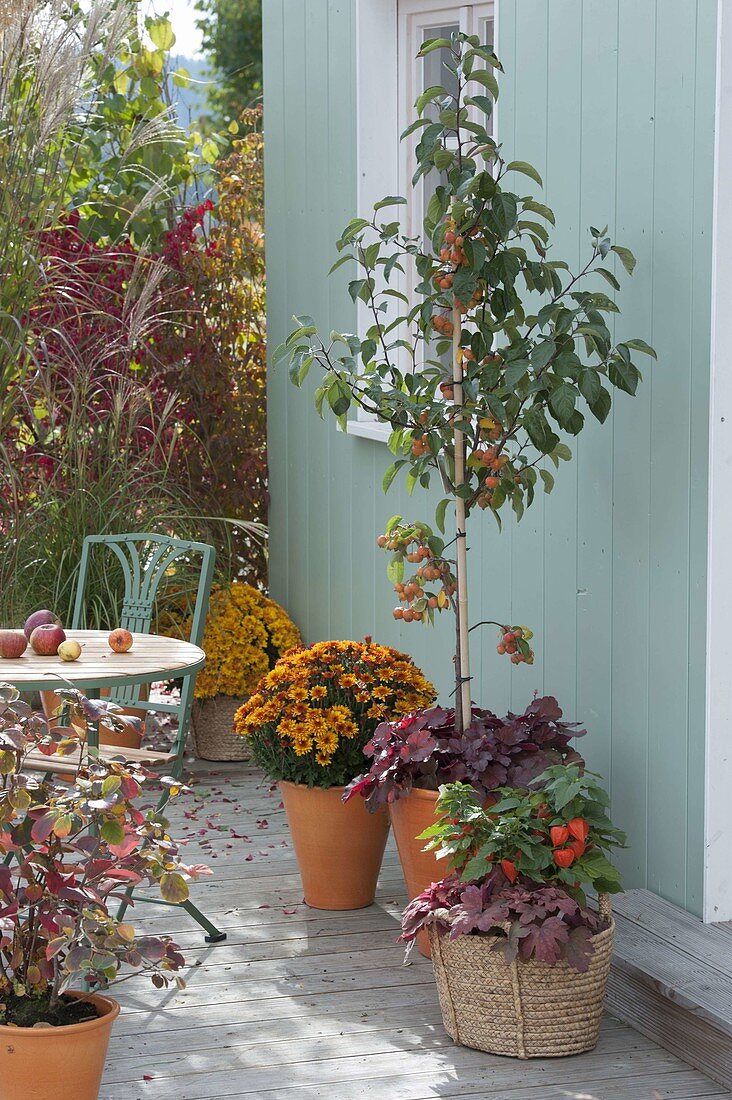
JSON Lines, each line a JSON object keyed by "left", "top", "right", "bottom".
{"left": 263, "top": 0, "right": 716, "bottom": 914}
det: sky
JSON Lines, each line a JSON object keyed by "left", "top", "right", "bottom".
{"left": 147, "top": 0, "right": 204, "bottom": 59}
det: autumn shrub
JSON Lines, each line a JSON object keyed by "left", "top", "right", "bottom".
{"left": 150, "top": 107, "right": 267, "bottom": 580}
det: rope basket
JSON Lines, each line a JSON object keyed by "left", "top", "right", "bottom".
{"left": 429, "top": 895, "right": 614, "bottom": 1058}
{"left": 190, "top": 696, "right": 251, "bottom": 762}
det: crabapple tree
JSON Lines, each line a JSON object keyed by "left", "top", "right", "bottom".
{"left": 277, "top": 32, "right": 654, "bottom": 730}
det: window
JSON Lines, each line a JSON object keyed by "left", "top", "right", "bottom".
{"left": 350, "top": 0, "right": 496, "bottom": 441}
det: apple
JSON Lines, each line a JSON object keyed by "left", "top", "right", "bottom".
{"left": 29, "top": 624, "right": 66, "bottom": 656}
{"left": 0, "top": 630, "right": 28, "bottom": 659}
{"left": 108, "top": 628, "right": 133, "bottom": 653}
{"left": 58, "top": 639, "right": 82, "bottom": 662}
{"left": 23, "top": 609, "right": 59, "bottom": 640}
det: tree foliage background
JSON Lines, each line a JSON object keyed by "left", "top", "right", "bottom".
{"left": 195, "top": 0, "right": 262, "bottom": 127}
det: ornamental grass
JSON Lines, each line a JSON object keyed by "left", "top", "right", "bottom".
{"left": 235, "top": 640, "right": 436, "bottom": 787}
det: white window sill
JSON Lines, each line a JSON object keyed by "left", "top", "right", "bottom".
{"left": 345, "top": 418, "right": 391, "bottom": 443}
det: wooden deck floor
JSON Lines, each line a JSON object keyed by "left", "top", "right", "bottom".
{"left": 103, "top": 763, "right": 732, "bottom": 1100}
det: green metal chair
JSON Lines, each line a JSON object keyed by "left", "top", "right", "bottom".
{"left": 72, "top": 532, "right": 226, "bottom": 943}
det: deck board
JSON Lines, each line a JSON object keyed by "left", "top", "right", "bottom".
{"left": 102, "top": 763, "right": 731, "bottom": 1100}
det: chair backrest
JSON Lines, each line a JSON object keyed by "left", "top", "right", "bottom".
{"left": 72, "top": 533, "right": 216, "bottom": 708}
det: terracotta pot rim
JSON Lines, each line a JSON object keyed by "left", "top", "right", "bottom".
{"left": 0, "top": 991, "right": 120, "bottom": 1037}
{"left": 402, "top": 785, "right": 440, "bottom": 802}
{"left": 278, "top": 779, "right": 346, "bottom": 796}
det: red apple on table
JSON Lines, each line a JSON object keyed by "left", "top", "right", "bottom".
{"left": 29, "top": 624, "right": 66, "bottom": 656}
{"left": 108, "top": 628, "right": 133, "bottom": 653}
{"left": 23, "top": 609, "right": 59, "bottom": 640}
{"left": 0, "top": 630, "right": 28, "bottom": 659}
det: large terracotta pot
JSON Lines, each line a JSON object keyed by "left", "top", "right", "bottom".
{"left": 390, "top": 788, "right": 442, "bottom": 957}
{"left": 279, "top": 781, "right": 390, "bottom": 910}
{"left": 0, "top": 991, "right": 119, "bottom": 1100}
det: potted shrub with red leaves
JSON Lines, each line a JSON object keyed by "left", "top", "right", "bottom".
{"left": 0, "top": 685, "right": 209, "bottom": 1100}
{"left": 345, "top": 695, "right": 584, "bottom": 954}
{"left": 401, "top": 765, "right": 625, "bottom": 1059}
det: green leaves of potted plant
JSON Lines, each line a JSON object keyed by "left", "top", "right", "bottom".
{"left": 234, "top": 640, "right": 435, "bottom": 909}
{"left": 0, "top": 685, "right": 208, "bottom": 1100}
{"left": 401, "top": 765, "right": 626, "bottom": 1058}
{"left": 344, "top": 696, "right": 584, "bottom": 954}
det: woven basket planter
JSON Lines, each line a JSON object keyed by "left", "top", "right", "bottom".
{"left": 429, "top": 896, "right": 614, "bottom": 1058}
{"left": 190, "top": 696, "right": 251, "bottom": 762}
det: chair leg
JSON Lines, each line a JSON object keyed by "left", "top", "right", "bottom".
{"left": 181, "top": 899, "right": 227, "bottom": 943}
{"left": 116, "top": 888, "right": 227, "bottom": 944}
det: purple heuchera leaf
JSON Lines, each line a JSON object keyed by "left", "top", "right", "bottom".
{"left": 346, "top": 696, "right": 585, "bottom": 811}
{"left": 402, "top": 873, "right": 607, "bottom": 972}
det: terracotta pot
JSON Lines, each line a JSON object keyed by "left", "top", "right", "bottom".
{"left": 279, "top": 781, "right": 390, "bottom": 910}
{"left": 0, "top": 991, "right": 119, "bottom": 1100}
{"left": 40, "top": 690, "right": 144, "bottom": 750}
{"left": 390, "top": 788, "right": 442, "bottom": 957}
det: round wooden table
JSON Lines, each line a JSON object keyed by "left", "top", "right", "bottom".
{"left": 0, "top": 630, "right": 205, "bottom": 693}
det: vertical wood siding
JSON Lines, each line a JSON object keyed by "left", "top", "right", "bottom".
{"left": 263, "top": 0, "right": 716, "bottom": 913}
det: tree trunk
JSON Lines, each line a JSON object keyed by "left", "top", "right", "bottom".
{"left": 452, "top": 303, "right": 471, "bottom": 733}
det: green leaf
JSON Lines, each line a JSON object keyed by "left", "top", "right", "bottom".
{"left": 100, "top": 819, "right": 125, "bottom": 846}
{"left": 530, "top": 339, "right": 556, "bottom": 372}
{"left": 611, "top": 245, "right": 636, "bottom": 275}
{"left": 594, "top": 266, "right": 621, "bottom": 291}
{"left": 329, "top": 253, "right": 355, "bottom": 274}
{"left": 418, "top": 37, "right": 453, "bottom": 56}
{"left": 588, "top": 387, "right": 611, "bottom": 423}
{"left": 383, "top": 460, "right": 405, "bottom": 494}
{"left": 160, "top": 872, "right": 189, "bottom": 904}
{"left": 554, "top": 779, "right": 582, "bottom": 811}
{"left": 548, "top": 382, "right": 578, "bottom": 427}
{"left": 502, "top": 360, "right": 529, "bottom": 388}
{"left": 386, "top": 556, "right": 405, "bottom": 584}
{"left": 552, "top": 442, "right": 572, "bottom": 462}
{"left": 374, "top": 195, "right": 407, "bottom": 211}
{"left": 148, "top": 16, "right": 175, "bottom": 50}
{"left": 522, "top": 199, "right": 556, "bottom": 226}
{"left": 201, "top": 140, "right": 218, "bottom": 165}
{"left": 466, "top": 94, "right": 494, "bottom": 117}
{"left": 297, "top": 357, "right": 313, "bottom": 385}
{"left": 468, "top": 68, "right": 499, "bottom": 99}
{"left": 416, "top": 85, "right": 446, "bottom": 114}
{"left": 435, "top": 498, "right": 449, "bottom": 534}
{"left": 490, "top": 193, "right": 518, "bottom": 237}
{"left": 609, "top": 356, "right": 640, "bottom": 395}
{"left": 539, "top": 468, "right": 555, "bottom": 494}
{"left": 505, "top": 161, "right": 543, "bottom": 187}
{"left": 524, "top": 407, "right": 558, "bottom": 454}
{"left": 622, "top": 338, "right": 657, "bottom": 360}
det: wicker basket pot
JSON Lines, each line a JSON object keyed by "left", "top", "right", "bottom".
{"left": 429, "top": 895, "right": 614, "bottom": 1059}
{"left": 190, "top": 696, "right": 251, "bottom": 762}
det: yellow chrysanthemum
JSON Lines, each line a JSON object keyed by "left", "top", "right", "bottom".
{"left": 233, "top": 639, "right": 436, "bottom": 781}
{"left": 176, "top": 582, "right": 301, "bottom": 700}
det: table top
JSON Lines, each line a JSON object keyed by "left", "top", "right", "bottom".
{"left": 0, "top": 630, "right": 205, "bottom": 692}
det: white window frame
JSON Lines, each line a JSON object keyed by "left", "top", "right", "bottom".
{"left": 349, "top": 0, "right": 496, "bottom": 442}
